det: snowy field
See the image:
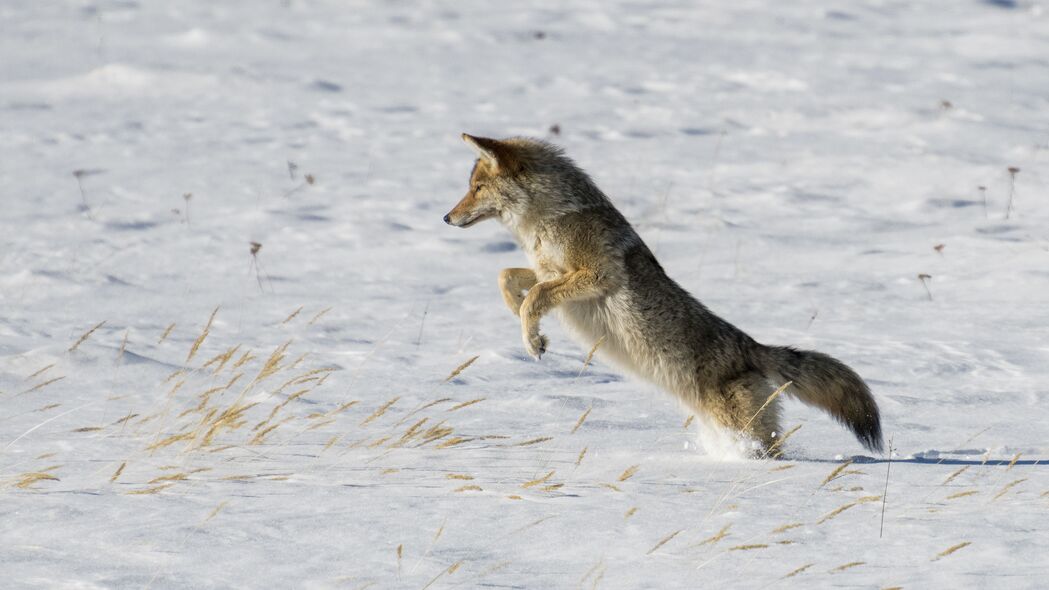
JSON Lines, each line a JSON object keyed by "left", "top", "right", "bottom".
{"left": 2, "top": 0, "right": 1049, "bottom": 588}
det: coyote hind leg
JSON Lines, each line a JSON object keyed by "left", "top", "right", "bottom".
{"left": 704, "top": 375, "right": 782, "bottom": 455}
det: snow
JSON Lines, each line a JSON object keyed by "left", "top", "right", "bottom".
{"left": 2, "top": 0, "right": 1048, "bottom": 588}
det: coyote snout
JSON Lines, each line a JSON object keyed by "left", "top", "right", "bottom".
{"left": 445, "top": 132, "right": 883, "bottom": 457}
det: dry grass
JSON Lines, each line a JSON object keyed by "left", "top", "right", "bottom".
{"left": 829, "top": 561, "right": 865, "bottom": 573}
{"left": 158, "top": 322, "right": 176, "bottom": 344}
{"left": 186, "top": 307, "right": 219, "bottom": 364}
{"left": 945, "top": 490, "right": 978, "bottom": 500}
{"left": 819, "top": 459, "right": 855, "bottom": 487}
{"left": 513, "top": 436, "right": 552, "bottom": 447}
{"left": 771, "top": 522, "right": 802, "bottom": 534}
{"left": 690, "top": 524, "right": 731, "bottom": 548}
{"left": 127, "top": 483, "right": 175, "bottom": 495}
{"left": 420, "top": 561, "right": 462, "bottom": 590}
{"left": 69, "top": 320, "right": 105, "bottom": 352}
{"left": 448, "top": 397, "right": 485, "bottom": 412}
{"left": 579, "top": 335, "right": 606, "bottom": 375}
{"left": 281, "top": 306, "right": 304, "bottom": 325}
{"left": 646, "top": 529, "right": 683, "bottom": 555}
{"left": 817, "top": 495, "right": 882, "bottom": 524}
{"left": 942, "top": 466, "right": 969, "bottom": 485}
{"left": 361, "top": 397, "right": 400, "bottom": 426}
{"left": 27, "top": 363, "right": 56, "bottom": 381}
{"left": 932, "top": 541, "right": 971, "bottom": 561}
{"left": 20, "top": 376, "right": 66, "bottom": 395}
{"left": 444, "top": 355, "right": 479, "bottom": 382}
{"left": 729, "top": 544, "right": 768, "bottom": 551}
{"left": 782, "top": 563, "right": 814, "bottom": 579}
{"left": 571, "top": 407, "right": 592, "bottom": 434}
{"left": 617, "top": 464, "right": 639, "bottom": 482}
{"left": 576, "top": 447, "right": 588, "bottom": 466}
{"left": 14, "top": 472, "right": 60, "bottom": 489}
{"left": 110, "top": 462, "right": 127, "bottom": 483}
{"left": 1006, "top": 452, "right": 1022, "bottom": 470}
{"left": 522, "top": 471, "right": 555, "bottom": 488}
{"left": 992, "top": 478, "right": 1026, "bottom": 501}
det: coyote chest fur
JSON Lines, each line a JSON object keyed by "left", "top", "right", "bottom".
{"left": 445, "top": 134, "right": 883, "bottom": 456}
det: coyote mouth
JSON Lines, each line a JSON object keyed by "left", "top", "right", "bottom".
{"left": 445, "top": 211, "right": 492, "bottom": 228}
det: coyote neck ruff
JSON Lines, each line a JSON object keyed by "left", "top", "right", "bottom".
{"left": 444, "top": 134, "right": 883, "bottom": 456}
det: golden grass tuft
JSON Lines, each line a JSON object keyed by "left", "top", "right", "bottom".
{"left": 691, "top": 524, "right": 731, "bottom": 547}
{"left": 571, "top": 407, "right": 592, "bottom": 434}
{"left": 26, "top": 363, "right": 56, "bottom": 381}
{"left": 646, "top": 529, "right": 683, "bottom": 555}
{"left": 942, "top": 466, "right": 969, "bottom": 486}
{"left": 992, "top": 478, "right": 1027, "bottom": 501}
{"left": 148, "top": 473, "right": 189, "bottom": 484}
{"left": 945, "top": 490, "right": 978, "bottom": 500}
{"left": 817, "top": 496, "right": 881, "bottom": 524}
{"left": 308, "top": 307, "right": 332, "bottom": 325}
{"left": 444, "top": 355, "right": 480, "bottom": 382}
{"left": 361, "top": 397, "right": 400, "bottom": 426}
{"left": 127, "top": 483, "right": 174, "bottom": 495}
{"left": 158, "top": 322, "right": 176, "bottom": 344}
{"left": 251, "top": 340, "right": 292, "bottom": 385}
{"left": 448, "top": 397, "right": 485, "bottom": 412}
{"left": 579, "top": 335, "right": 606, "bottom": 375}
{"left": 829, "top": 561, "right": 865, "bottom": 573}
{"left": 772, "top": 522, "right": 802, "bottom": 534}
{"left": 618, "top": 464, "right": 640, "bottom": 482}
{"left": 281, "top": 306, "right": 304, "bottom": 325}
{"left": 204, "top": 501, "right": 228, "bottom": 522}
{"left": 72, "top": 426, "right": 103, "bottom": 433}
{"left": 420, "top": 561, "right": 463, "bottom": 590}
{"left": 820, "top": 459, "right": 855, "bottom": 487}
{"left": 765, "top": 424, "right": 803, "bottom": 458}
{"left": 147, "top": 431, "right": 194, "bottom": 452}
{"left": 15, "top": 472, "right": 60, "bottom": 489}
{"left": 454, "top": 485, "right": 482, "bottom": 493}
{"left": 186, "top": 307, "right": 219, "bottom": 364}
{"left": 932, "top": 541, "right": 971, "bottom": 561}
{"left": 436, "top": 437, "right": 470, "bottom": 449}
{"left": 782, "top": 563, "right": 814, "bottom": 579}
{"left": 69, "top": 320, "right": 106, "bottom": 352}
{"left": 522, "top": 471, "right": 555, "bottom": 489}
{"left": 513, "top": 436, "right": 552, "bottom": 447}
{"left": 20, "top": 376, "right": 66, "bottom": 395}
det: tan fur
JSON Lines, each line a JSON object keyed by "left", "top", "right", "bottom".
{"left": 445, "top": 134, "right": 883, "bottom": 456}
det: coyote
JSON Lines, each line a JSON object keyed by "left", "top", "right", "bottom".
{"left": 444, "top": 134, "right": 883, "bottom": 456}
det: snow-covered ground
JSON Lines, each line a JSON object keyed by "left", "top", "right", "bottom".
{"left": 2, "top": 0, "right": 1048, "bottom": 587}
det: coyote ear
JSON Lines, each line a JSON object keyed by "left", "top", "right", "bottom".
{"left": 461, "top": 133, "right": 520, "bottom": 173}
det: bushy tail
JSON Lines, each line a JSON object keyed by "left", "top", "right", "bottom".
{"left": 758, "top": 346, "right": 883, "bottom": 453}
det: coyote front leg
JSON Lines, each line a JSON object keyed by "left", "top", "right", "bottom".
{"left": 519, "top": 268, "right": 607, "bottom": 359}
{"left": 498, "top": 268, "right": 537, "bottom": 317}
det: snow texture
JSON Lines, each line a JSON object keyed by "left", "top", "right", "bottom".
{"left": 2, "top": 0, "right": 1048, "bottom": 588}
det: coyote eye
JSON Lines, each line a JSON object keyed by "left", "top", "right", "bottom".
{"left": 473, "top": 183, "right": 485, "bottom": 192}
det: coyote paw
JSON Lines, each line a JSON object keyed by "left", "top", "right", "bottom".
{"left": 523, "top": 331, "right": 548, "bottom": 360}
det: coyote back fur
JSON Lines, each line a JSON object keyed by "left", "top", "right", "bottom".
{"left": 444, "top": 134, "right": 883, "bottom": 455}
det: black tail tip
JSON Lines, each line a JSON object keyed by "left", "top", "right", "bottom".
{"left": 854, "top": 413, "right": 884, "bottom": 454}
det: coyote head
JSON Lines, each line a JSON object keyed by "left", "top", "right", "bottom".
{"left": 445, "top": 134, "right": 604, "bottom": 230}
{"left": 443, "top": 134, "right": 527, "bottom": 228}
